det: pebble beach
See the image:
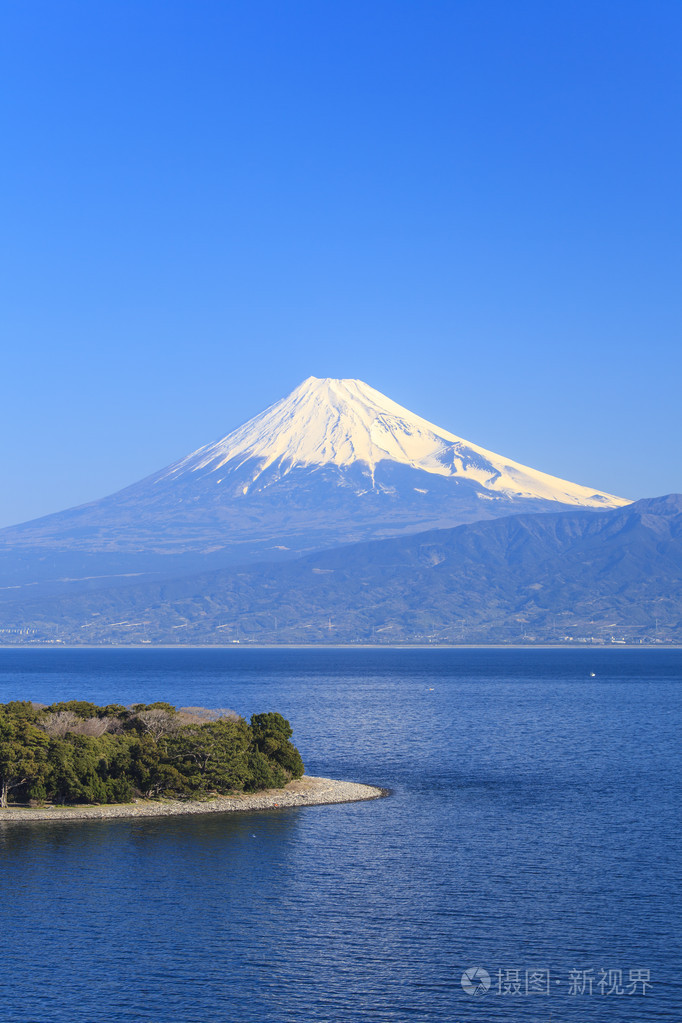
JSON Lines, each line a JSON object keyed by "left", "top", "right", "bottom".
{"left": 0, "top": 775, "right": 386, "bottom": 823}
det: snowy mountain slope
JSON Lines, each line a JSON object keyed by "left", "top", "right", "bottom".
{"left": 157, "top": 376, "right": 625, "bottom": 507}
{"left": 0, "top": 376, "right": 629, "bottom": 597}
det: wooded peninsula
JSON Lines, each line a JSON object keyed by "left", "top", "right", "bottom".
{"left": 0, "top": 700, "right": 304, "bottom": 807}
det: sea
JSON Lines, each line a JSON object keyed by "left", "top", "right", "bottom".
{"left": 0, "top": 646, "right": 679, "bottom": 1023}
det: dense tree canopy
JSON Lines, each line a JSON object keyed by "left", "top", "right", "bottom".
{"left": 0, "top": 701, "right": 304, "bottom": 806}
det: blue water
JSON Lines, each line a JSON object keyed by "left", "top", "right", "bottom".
{"left": 0, "top": 647, "right": 679, "bottom": 1023}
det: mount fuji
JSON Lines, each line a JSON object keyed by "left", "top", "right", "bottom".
{"left": 0, "top": 377, "right": 628, "bottom": 597}
{"left": 159, "top": 377, "right": 624, "bottom": 507}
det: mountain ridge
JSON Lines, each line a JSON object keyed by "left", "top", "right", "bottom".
{"left": 1, "top": 495, "right": 678, "bottom": 646}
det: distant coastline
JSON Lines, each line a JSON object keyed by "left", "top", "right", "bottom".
{"left": 0, "top": 643, "right": 679, "bottom": 651}
{"left": 0, "top": 776, "right": 386, "bottom": 823}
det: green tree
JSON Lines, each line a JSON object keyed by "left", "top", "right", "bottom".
{"left": 167, "top": 718, "right": 253, "bottom": 794}
{"left": 47, "top": 701, "right": 101, "bottom": 720}
{"left": 250, "top": 712, "right": 304, "bottom": 779}
{"left": 129, "top": 735, "right": 189, "bottom": 798}
{"left": 245, "top": 749, "right": 287, "bottom": 791}
{"left": 0, "top": 713, "right": 49, "bottom": 806}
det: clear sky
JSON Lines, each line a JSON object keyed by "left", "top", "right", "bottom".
{"left": 1, "top": 0, "right": 680, "bottom": 528}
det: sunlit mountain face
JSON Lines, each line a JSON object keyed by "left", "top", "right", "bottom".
{"left": 0, "top": 377, "right": 628, "bottom": 599}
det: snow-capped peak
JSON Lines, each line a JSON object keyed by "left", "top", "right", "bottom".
{"left": 161, "top": 376, "right": 628, "bottom": 508}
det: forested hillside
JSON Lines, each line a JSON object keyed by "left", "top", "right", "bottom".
{"left": 3, "top": 495, "right": 678, "bottom": 645}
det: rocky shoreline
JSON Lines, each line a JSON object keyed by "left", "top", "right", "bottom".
{"left": 0, "top": 775, "right": 386, "bottom": 823}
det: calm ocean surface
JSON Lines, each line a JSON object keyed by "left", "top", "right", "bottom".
{"left": 0, "top": 647, "right": 679, "bottom": 1023}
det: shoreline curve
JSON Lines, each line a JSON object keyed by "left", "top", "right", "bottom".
{"left": 0, "top": 776, "right": 387, "bottom": 823}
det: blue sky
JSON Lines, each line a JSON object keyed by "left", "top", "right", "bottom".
{"left": 1, "top": 0, "right": 680, "bottom": 527}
